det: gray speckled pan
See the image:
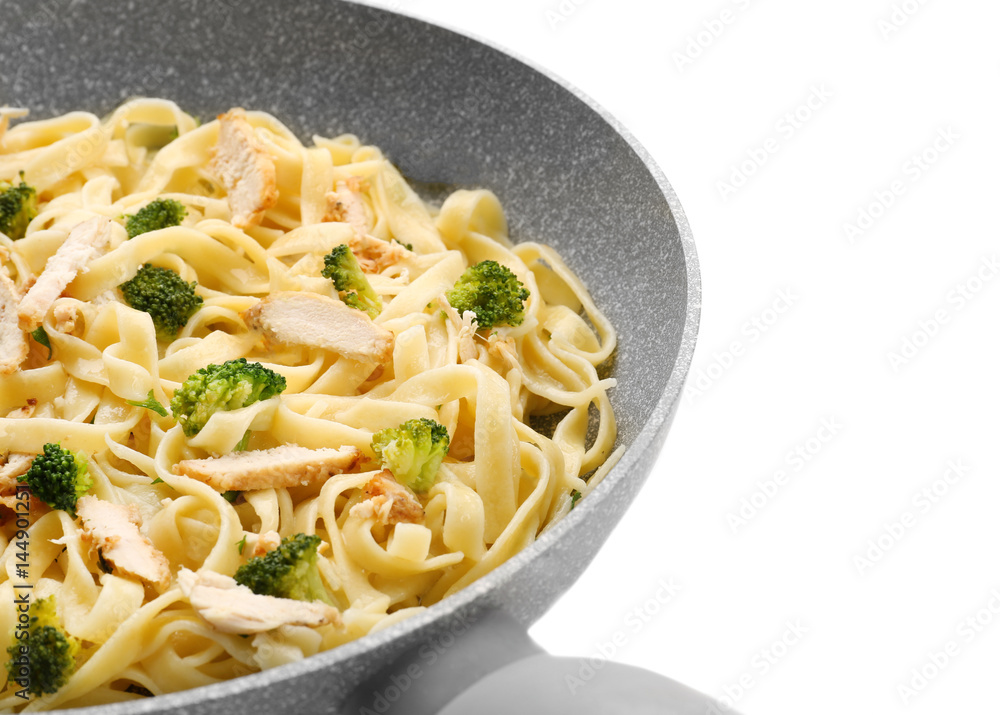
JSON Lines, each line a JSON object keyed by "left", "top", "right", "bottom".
{"left": 2, "top": 1, "right": 703, "bottom": 712}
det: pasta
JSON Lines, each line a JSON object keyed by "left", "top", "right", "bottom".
{"left": 0, "top": 99, "right": 618, "bottom": 710}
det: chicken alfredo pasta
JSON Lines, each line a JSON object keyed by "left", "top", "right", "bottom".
{"left": 0, "top": 99, "right": 617, "bottom": 710}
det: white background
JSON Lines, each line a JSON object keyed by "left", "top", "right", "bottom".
{"left": 374, "top": 1, "right": 998, "bottom": 713}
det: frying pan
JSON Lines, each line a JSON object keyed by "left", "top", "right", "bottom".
{"left": 1, "top": 1, "right": 706, "bottom": 712}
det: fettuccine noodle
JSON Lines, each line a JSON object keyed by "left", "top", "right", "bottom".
{"left": 0, "top": 99, "right": 617, "bottom": 710}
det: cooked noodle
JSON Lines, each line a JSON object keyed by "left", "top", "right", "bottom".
{"left": 0, "top": 99, "right": 616, "bottom": 710}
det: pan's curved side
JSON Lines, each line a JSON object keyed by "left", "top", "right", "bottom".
{"left": 0, "top": 1, "right": 699, "bottom": 712}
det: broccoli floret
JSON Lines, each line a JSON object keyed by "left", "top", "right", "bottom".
{"left": 234, "top": 533, "right": 332, "bottom": 605}
{"left": 0, "top": 173, "right": 38, "bottom": 240}
{"left": 371, "top": 418, "right": 450, "bottom": 493}
{"left": 17, "top": 443, "right": 92, "bottom": 517}
{"left": 125, "top": 198, "right": 186, "bottom": 239}
{"left": 118, "top": 264, "right": 203, "bottom": 340}
{"left": 6, "top": 596, "right": 80, "bottom": 697}
{"left": 170, "top": 358, "right": 286, "bottom": 437}
{"left": 445, "top": 260, "right": 529, "bottom": 330}
{"left": 321, "top": 244, "right": 381, "bottom": 318}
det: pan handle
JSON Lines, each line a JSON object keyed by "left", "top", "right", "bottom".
{"left": 342, "top": 608, "right": 729, "bottom": 714}
{"left": 436, "top": 654, "right": 730, "bottom": 715}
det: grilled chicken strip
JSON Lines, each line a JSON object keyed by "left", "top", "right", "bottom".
{"left": 241, "top": 291, "right": 393, "bottom": 364}
{"left": 210, "top": 108, "right": 278, "bottom": 228}
{"left": 77, "top": 495, "right": 172, "bottom": 590}
{"left": 173, "top": 444, "right": 361, "bottom": 492}
{"left": 178, "top": 568, "right": 341, "bottom": 633}
{"left": 0, "top": 270, "right": 27, "bottom": 374}
{"left": 18, "top": 215, "right": 112, "bottom": 332}
{"left": 350, "top": 469, "right": 424, "bottom": 525}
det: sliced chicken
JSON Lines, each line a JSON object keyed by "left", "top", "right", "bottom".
{"left": 173, "top": 444, "right": 362, "bottom": 492}
{"left": 241, "top": 291, "right": 393, "bottom": 364}
{"left": 51, "top": 302, "right": 79, "bottom": 334}
{"left": 0, "top": 453, "right": 32, "bottom": 494}
{"left": 77, "top": 495, "right": 171, "bottom": 590}
{"left": 178, "top": 568, "right": 341, "bottom": 634}
{"left": 5, "top": 400, "right": 36, "bottom": 420}
{"left": 0, "top": 268, "right": 28, "bottom": 374}
{"left": 350, "top": 234, "right": 408, "bottom": 274}
{"left": 1, "top": 401, "right": 38, "bottom": 492}
{"left": 249, "top": 529, "right": 281, "bottom": 558}
{"left": 265, "top": 222, "right": 405, "bottom": 275}
{"left": 90, "top": 289, "right": 119, "bottom": 307}
{"left": 344, "top": 175, "right": 367, "bottom": 193}
{"left": 0, "top": 493, "right": 46, "bottom": 520}
{"left": 350, "top": 470, "right": 424, "bottom": 525}
{"left": 321, "top": 193, "right": 348, "bottom": 225}
{"left": 18, "top": 216, "right": 112, "bottom": 332}
{"left": 323, "top": 177, "right": 370, "bottom": 237}
{"left": 210, "top": 108, "right": 278, "bottom": 229}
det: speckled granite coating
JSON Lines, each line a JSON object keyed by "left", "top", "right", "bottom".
{"left": 0, "top": 1, "right": 700, "bottom": 712}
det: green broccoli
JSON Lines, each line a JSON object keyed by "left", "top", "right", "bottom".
{"left": 0, "top": 173, "right": 38, "bottom": 240}
{"left": 170, "top": 358, "right": 286, "bottom": 438}
{"left": 17, "top": 443, "right": 93, "bottom": 517}
{"left": 234, "top": 533, "right": 332, "bottom": 605}
{"left": 321, "top": 244, "right": 381, "bottom": 318}
{"left": 445, "top": 260, "right": 529, "bottom": 330}
{"left": 6, "top": 596, "right": 80, "bottom": 697}
{"left": 371, "top": 417, "right": 450, "bottom": 493}
{"left": 125, "top": 198, "right": 186, "bottom": 239}
{"left": 118, "top": 264, "right": 203, "bottom": 340}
